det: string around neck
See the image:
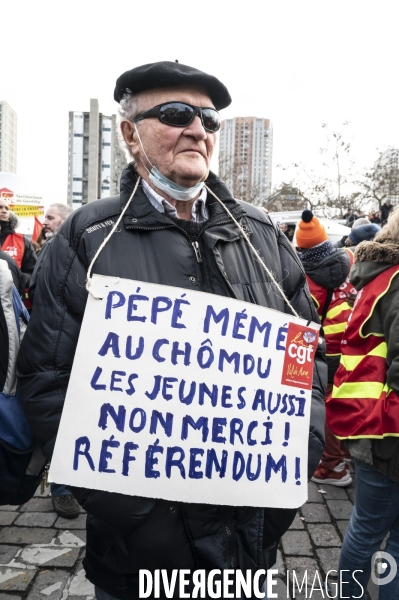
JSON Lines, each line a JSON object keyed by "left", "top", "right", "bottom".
{"left": 204, "top": 184, "right": 300, "bottom": 319}
{"left": 85, "top": 173, "right": 300, "bottom": 319}
{"left": 86, "top": 175, "right": 141, "bottom": 299}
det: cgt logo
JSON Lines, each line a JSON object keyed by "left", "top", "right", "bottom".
{"left": 281, "top": 322, "right": 319, "bottom": 390}
{"left": 3, "top": 246, "right": 18, "bottom": 258}
{"left": 288, "top": 332, "right": 315, "bottom": 365}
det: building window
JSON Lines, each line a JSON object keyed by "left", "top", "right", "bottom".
{"left": 73, "top": 177, "right": 82, "bottom": 181}
{"left": 74, "top": 133, "right": 83, "bottom": 137}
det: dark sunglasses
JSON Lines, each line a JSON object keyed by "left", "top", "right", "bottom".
{"left": 133, "top": 102, "right": 221, "bottom": 132}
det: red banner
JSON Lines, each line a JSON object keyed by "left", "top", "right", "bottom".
{"left": 32, "top": 216, "right": 43, "bottom": 242}
{"left": 281, "top": 322, "right": 319, "bottom": 390}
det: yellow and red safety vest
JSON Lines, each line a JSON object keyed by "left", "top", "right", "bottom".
{"left": 1, "top": 233, "right": 25, "bottom": 269}
{"left": 307, "top": 249, "right": 354, "bottom": 358}
{"left": 326, "top": 264, "right": 399, "bottom": 439}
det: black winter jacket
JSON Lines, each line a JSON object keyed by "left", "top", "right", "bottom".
{"left": 301, "top": 249, "right": 350, "bottom": 291}
{"left": 17, "top": 167, "right": 326, "bottom": 599}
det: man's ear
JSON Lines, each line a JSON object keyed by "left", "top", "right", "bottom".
{"left": 120, "top": 121, "right": 140, "bottom": 160}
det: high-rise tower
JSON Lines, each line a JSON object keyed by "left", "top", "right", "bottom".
{"left": 219, "top": 117, "right": 273, "bottom": 205}
{"left": 67, "top": 99, "right": 127, "bottom": 209}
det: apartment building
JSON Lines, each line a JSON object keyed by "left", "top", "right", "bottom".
{"left": 67, "top": 99, "right": 127, "bottom": 209}
{"left": 219, "top": 117, "right": 273, "bottom": 205}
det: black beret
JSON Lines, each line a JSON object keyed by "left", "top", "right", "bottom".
{"left": 114, "top": 61, "right": 231, "bottom": 110}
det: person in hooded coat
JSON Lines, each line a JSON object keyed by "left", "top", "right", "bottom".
{"left": 296, "top": 210, "right": 354, "bottom": 486}
{"left": 327, "top": 205, "right": 399, "bottom": 598}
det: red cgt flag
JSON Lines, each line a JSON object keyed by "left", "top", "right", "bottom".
{"left": 32, "top": 216, "right": 43, "bottom": 242}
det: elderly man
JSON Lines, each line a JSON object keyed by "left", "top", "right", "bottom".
{"left": 17, "top": 62, "right": 326, "bottom": 600}
{"left": 0, "top": 199, "right": 36, "bottom": 286}
{"left": 29, "top": 203, "right": 73, "bottom": 304}
{"left": 43, "top": 203, "right": 73, "bottom": 239}
{"left": 28, "top": 202, "right": 78, "bottom": 517}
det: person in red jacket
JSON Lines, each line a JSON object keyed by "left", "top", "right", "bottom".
{"left": 296, "top": 210, "right": 354, "bottom": 486}
{"left": 0, "top": 199, "right": 36, "bottom": 286}
{"left": 327, "top": 207, "right": 399, "bottom": 598}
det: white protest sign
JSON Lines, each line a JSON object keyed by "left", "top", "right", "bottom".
{"left": 50, "top": 275, "right": 319, "bottom": 509}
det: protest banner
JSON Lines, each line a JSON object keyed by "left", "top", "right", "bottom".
{"left": 9, "top": 204, "right": 44, "bottom": 217}
{"left": 49, "top": 275, "right": 320, "bottom": 509}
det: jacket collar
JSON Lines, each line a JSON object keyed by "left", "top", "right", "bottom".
{"left": 354, "top": 231, "right": 399, "bottom": 265}
{"left": 0, "top": 223, "right": 15, "bottom": 243}
{"left": 0, "top": 223, "right": 14, "bottom": 234}
{"left": 302, "top": 248, "right": 350, "bottom": 290}
{"left": 120, "top": 163, "right": 247, "bottom": 232}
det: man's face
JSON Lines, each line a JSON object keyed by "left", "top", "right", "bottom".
{"left": 43, "top": 207, "right": 63, "bottom": 238}
{"left": 0, "top": 199, "right": 10, "bottom": 222}
{"left": 121, "top": 85, "right": 217, "bottom": 188}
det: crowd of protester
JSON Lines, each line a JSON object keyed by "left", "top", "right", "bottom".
{"left": 2, "top": 196, "right": 398, "bottom": 598}
{"left": 1, "top": 59, "right": 398, "bottom": 600}
{"left": 277, "top": 206, "right": 398, "bottom": 598}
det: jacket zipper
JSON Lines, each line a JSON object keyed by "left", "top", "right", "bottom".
{"left": 189, "top": 218, "right": 240, "bottom": 295}
{"left": 126, "top": 217, "right": 242, "bottom": 294}
{"left": 153, "top": 222, "right": 207, "bottom": 290}
{"left": 192, "top": 241, "right": 203, "bottom": 263}
{"left": 191, "top": 240, "right": 206, "bottom": 291}
{"left": 126, "top": 222, "right": 209, "bottom": 290}
{"left": 124, "top": 225, "right": 175, "bottom": 232}
{"left": 125, "top": 217, "right": 235, "bottom": 235}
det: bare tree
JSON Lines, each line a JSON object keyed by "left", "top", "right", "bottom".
{"left": 319, "top": 122, "right": 353, "bottom": 210}
{"left": 218, "top": 153, "right": 266, "bottom": 205}
{"left": 274, "top": 122, "right": 363, "bottom": 218}
{"left": 358, "top": 148, "right": 399, "bottom": 210}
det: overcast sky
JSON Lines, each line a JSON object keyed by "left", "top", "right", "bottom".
{"left": 1, "top": 0, "right": 398, "bottom": 205}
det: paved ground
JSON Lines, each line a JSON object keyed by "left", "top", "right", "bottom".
{"left": 0, "top": 469, "right": 378, "bottom": 599}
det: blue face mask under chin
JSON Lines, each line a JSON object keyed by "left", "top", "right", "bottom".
{"left": 149, "top": 167, "right": 204, "bottom": 202}
{"left": 133, "top": 123, "right": 205, "bottom": 202}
